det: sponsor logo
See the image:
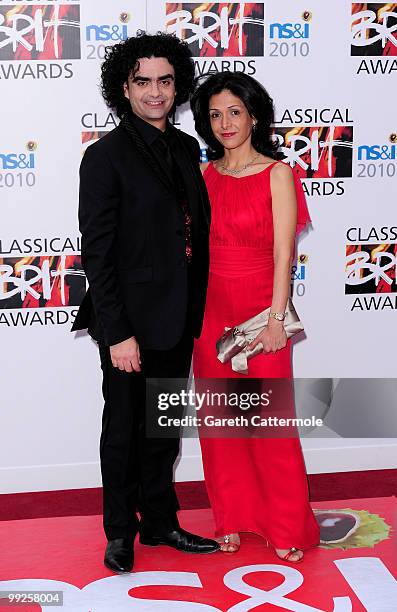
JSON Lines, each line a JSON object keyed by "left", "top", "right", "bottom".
{"left": 0, "top": 557, "right": 394, "bottom": 610}
{"left": 81, "top": 112, "right": 118, "bottom": 130}
{"left": 345, "top": 233, "right": 397, "bottom": 311}
{"left": 0, "top": 152, "right": 35, "bottom": 170}
{"left": 351, "top": 3, "right": 397, "bottom": 55}
{"left": 358, "top": 143, "right": 396, "bottom": 161}
{"left": 277, "top": 108, "right": 353, "bottom": 125}
{"left": 0, "top": 141, "right": 37, "bottom": 189}
{"left": 82, "top": 131, "right": 109, "bottom": 152}
{"left": 357, "top": 134, "right": 397, "bottom": 179}
{"left": 291, "top": 254, "right": 308, "bottom": 298}
{"left": 346, "top": 244, "right": 396, "bottom": 295}
{"left": 165, "top": 2, "right": 265, "bottom": 75}
{"left": 0, "top": 4, "right": 80, "bottom": 79}
{"left": 85, "top": 12, "right": 131, "bottom": 61}
{"left": 347, "top": 226, "right": 397, "bottom": 243}
{"left": 0, "top": 237, "right": 84, "bottom": 326}
{"left": 165, "top": 2, "right": 265, "bottom": 56}
{"left": 269, "top": 11, "right": 311, "bottom": 58}
{"left": 0, "top": 254, "right": 85, "bottom": 308}
{"left": 351, "top": 3, "right": 397, "bottom": 75}
{"left": 86, "top": 12, "right": 130, "bottom": 43}
{"left": 275, "top": 109, "right": 353, "bottom": 195}
{"left": 193, "top": 56, "right": 257, "bottom": 75}
{"left": 0, "top": 236, "right": 81, "bottom": 256}
{"left": 274, "top": 126, "right": 353, "bottom": 196}
{"left": 0, "top": 4, "right": 81, "bottom": 60}
{"left": 81, "top": 114, "right": 118, "bottom": 152}
{"left": 269, "top": 21, "right": 310, "bottom": 40}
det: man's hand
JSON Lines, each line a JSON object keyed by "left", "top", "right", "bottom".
{"left": 110, "top": 336, "right": 141, "bottom": 372}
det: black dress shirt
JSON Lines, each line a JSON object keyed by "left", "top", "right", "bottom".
{"left": 129, "top": 113, "right": 182, "bottom": 188}
{"left": 130, "top": 113, "right": 193, "bottom": 264}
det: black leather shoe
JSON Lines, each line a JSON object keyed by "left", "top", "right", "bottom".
{"left": 139, "top": 527, "right": 220, "bottom": 554}
{"left": 104, "top": 538, "right": 134, "bottom": 573}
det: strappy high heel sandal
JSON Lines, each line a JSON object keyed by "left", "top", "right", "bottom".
{"left": 275, "top": 546, "right": 303, "bottom": 563}
{"left": 216, "top": 533, "right": 240, "bottom": 553}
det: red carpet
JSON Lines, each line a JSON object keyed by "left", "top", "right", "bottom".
{"left": 1, "top": 470, "right": 397, "bottom": 522}
{"left": 0, "top": 497, "right": 396, "bottom": 610}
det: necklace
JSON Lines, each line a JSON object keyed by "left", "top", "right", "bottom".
{"left": 218, "top": 152, "right": 261, "bottom": 176}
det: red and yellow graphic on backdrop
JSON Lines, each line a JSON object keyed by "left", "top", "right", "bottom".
{"left": 345, "top": 244, "right": 397, "bottom": 294}
{"left": 0, "top": 256, "right": 85, "bottom": 309}
{"left": 165, "top": 3, "right": 265, "bottom": 57}
{"left": 351, "top": 3, "right": 397, "bottom": 56}
{"left": 0, "top": 4, "right": 81, "bottom": 60}
{"left": 81, "top": 132, "right": 109, "bottom": 154}
{"left": 275, "top": 126, "right": 353, "bottom": 179}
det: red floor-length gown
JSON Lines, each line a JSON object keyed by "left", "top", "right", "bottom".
{"left": 193, "top": 161, "right": 320, "bottom": 550}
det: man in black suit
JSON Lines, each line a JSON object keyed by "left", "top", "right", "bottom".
{"left": 72, "top": 33, "right": 218, "bottom": 572}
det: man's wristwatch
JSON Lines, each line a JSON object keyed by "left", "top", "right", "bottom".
{"left": 269, "top": 312, "right": 287, "bottom": 321}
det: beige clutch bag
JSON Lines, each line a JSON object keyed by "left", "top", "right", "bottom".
{"left": 216, "top": 298, "right": 304, "bottom": 374}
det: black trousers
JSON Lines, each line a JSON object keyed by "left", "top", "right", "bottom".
{"left": 98, "top": 324, "right": 193, "bottom": 541}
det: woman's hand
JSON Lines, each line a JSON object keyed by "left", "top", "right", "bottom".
{"left": 247, "top": 320, "right": 287, "bottom": 354}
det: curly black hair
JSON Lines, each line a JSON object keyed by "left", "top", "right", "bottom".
{"left": 190, "top": 71, "right": 279, "bottom": 160}
{"left": 101, "top": 31, "right": 195, "bottom": 118}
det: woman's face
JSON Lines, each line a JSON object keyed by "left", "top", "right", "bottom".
{"left": 208, "top": 89, "right": 255, "bottom": 150}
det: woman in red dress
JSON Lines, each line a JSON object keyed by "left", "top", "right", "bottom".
{"left": 191, "top": 72, "right": 320, "bottom": 562}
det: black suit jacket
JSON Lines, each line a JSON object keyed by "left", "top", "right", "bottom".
{"left": 71, "top": 120, "right": 210, "bottom": 350}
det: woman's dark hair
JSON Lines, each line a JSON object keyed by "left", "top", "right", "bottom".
{"left": 101, "top": 31, "right": 195, "bottom": 118}
{"left": 190, "top": 71, "right": 279, "bottom": 160}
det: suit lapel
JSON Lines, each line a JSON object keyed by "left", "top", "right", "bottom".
{"left": 170, "top": 126, "right": 203, "bottom": 236}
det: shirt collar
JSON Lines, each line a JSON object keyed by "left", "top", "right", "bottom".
{"left": 129, "top": 112, "right": 172, "bottom": 146}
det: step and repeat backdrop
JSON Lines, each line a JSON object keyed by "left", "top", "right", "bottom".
{"left": 1, "top": 1, "right": 396, "bottom": 491}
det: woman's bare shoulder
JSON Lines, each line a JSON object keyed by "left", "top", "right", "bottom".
{"left": 200, "top": 162, "right": 210, "bottom": 175}
{"left": 269, "top": 160, "right": 294, "bottom": 182}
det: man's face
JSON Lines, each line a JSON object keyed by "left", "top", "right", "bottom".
{"left": 123, "top": 56, "right": 176, "bottom": 129}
